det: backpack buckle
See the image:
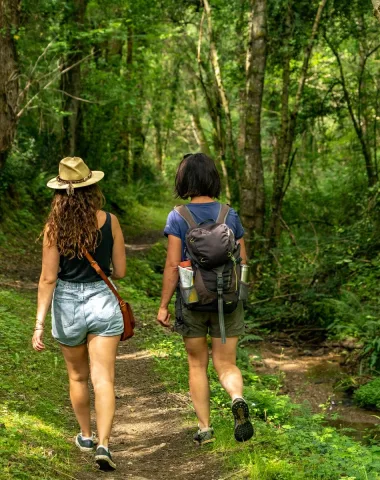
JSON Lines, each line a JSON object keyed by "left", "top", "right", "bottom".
{"left": 216, "top": 272, "right": 224, "bottom": 291}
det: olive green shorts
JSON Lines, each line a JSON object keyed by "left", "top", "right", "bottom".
{"left": 173, "top": 298, "right": 245, "bottom": 338}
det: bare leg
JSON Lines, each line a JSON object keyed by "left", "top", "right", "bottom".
{"left": 60, "top": 343, "right": 91, "bottom": 437}
{"left": 211, "top": 337, "right": 243, "bottom": 400}
{"left": 88, "top": 334, "right": 120, "bottom": 448}
{"left": 184, "top": 337, "right": 210, "bottom": 429}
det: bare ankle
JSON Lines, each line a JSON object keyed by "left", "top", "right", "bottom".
{"left": 98, "top": 437, "right": 109, "bottom": 448}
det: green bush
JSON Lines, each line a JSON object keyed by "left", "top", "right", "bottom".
{"left": 354, "top": 378, "right": 380, "bottom": 410}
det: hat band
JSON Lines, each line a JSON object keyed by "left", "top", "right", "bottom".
{"left": 57, "top": 171, "right": 93, "bottom": 185}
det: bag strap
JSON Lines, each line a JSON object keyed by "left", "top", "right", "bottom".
{"left": 216, "top": 204, "right": 230, "bottom": 224}
{"left": 174, "top": 205, "right": 198, "bottom": 229}
{"left": 84, "top": 249, "right": 125, "bottom": 307}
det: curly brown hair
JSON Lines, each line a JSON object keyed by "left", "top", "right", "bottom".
{"left": 45, "top": 184, "right": 105, "bottom": 258}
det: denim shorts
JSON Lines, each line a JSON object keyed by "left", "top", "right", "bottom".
{"left": 52, "top": 279, "right": 124, "bottom": 347}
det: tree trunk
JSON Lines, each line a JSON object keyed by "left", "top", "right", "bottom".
{"left": 202, "top": 0, "right": 240, "bottom": 188}
{"left": 266, "top": 0, "right": 328, "bottom": 251}
{"left": 189, "top": 80, "right": 211, "bottom": 156}
{"left": 61, "top": 0, "right": 87, "bottom": 157}
{"left": 240, "top": 0, "right": 267, "bottom": 255}
{"left": 372, "top": 0, "right": 380, "bottom": 22}
{"left": 121, "top": 24, "right": 133, "bottom": 181}
{"left": 195, "top": 16, "right": 231, "bottom": 201}
{"left": 154, "top": 119, "right": 163, "bottom": 170}
{"left": 325, "top": 33, "right": 379, "bottom": 187}
{"left": 0, "top": 0, "right": 20, "bottom": 171}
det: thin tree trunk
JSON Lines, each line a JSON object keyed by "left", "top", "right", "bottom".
{"left": 266, "top": 0, "right": 328, "bottom": 250}
{"left": 154, "top": 119, "right": 163, "bottom": 170}
{"left": 61, "top": 0, "right": 87, "bottom": 157}
{"left": 325, "top": 34, "right": 378, "bottom": 187}
{"left": 372, "top": 0, "right": 380, "bottom": 22}
{"left": 122, "top": 23, "right": 133, "bottom": 181}
{"left": 196, "top": 14, "right": 231, "bottom": 202}
{"left": 240, "top": 0, "right": 267, "bottom": 255}
{"left": 0, "top": 0, "right": 20, "bottom": 171}
{"left": 189, "top": 80, "right": 211, "bottom": 156}
{"left": 202, "top": 0, "right": 240, "bottom": 186}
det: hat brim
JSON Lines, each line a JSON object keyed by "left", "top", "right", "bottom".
{"left": 47, "top": 171, "right": 105, "bottom": 189}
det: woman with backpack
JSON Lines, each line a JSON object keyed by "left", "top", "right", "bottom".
{"left": 32, "top": 157, "right": 126, "bottom": 471}
{"left": 157, "top": 153, "right": 254, "bottom": 445}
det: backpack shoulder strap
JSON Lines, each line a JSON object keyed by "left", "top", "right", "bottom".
{"left": 216, "top": 204, "right": 231, "bottom": 224}
{"left": 174, "top": 205, "right": 197, "bottom": 229}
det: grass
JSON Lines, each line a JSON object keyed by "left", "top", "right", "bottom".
{"left": 0, "top": 289, "right": 84, "bottom": 480}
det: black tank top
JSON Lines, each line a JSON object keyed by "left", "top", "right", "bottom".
{"left": 58, "top": 212, "right": 114, "bottom": 283}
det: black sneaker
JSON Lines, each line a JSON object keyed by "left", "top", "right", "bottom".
{"left": 95, "top": 446, "right": 116, "bottom": 471}
{"left": 193, "top": 427, "right": 215, "bottom": 446}
{"left": 75, "top": 432, "right": 98, "bottom": 453}
{"left": 232, "top": 398, "right": 254, "bottom": 442}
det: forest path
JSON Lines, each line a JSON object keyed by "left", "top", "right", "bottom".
{"left": 77, "top": 339, "right": 221, "bottom": 480}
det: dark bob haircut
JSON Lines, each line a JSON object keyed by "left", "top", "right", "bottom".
{"left": 175, "top": 153, "right": 221, "bottom": 199}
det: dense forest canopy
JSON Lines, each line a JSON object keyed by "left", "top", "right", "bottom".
{"left": 1, "top": 0, "right": 380, "bottom": 368}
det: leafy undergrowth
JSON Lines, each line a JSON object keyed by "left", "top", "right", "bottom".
{"left": 0, "top": 289, "right": 86, "bottom": 480}
{"left": 354, "top": 378, "right": 380, "bottom": 410}
{"left": 118, "top": 251, "right": 380, "bottom": 480}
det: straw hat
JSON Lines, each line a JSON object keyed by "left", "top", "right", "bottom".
{"left": 47, "top": 157, "right": 104, "bottom": 194}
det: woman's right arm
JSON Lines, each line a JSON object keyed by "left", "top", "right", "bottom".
{"left": 33, "top": 230, "right": 60, "bottom": 351}
{"left": 111, "top": 214, "right": 126, "bottom": 279}
{"left": 157, "top": 235, "right": 182, "bottom": 328}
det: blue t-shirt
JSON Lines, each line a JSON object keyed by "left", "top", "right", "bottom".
{"left": 164, "top": 202, "right": 245, "bottom": 260}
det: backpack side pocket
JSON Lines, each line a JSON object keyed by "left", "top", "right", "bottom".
{"left": 238, "top": 280, "right": 249, "bottom": 301}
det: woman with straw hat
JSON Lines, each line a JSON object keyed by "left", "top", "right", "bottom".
{"left": 32, "top": 157, "right": 126, "bottom": 471}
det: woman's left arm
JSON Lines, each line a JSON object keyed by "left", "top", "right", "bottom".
{"left": 237, "top": 238, "right": 248, "bottom": 265}
{"left": 32, "top": 231, "right": 60, "bottom": 351}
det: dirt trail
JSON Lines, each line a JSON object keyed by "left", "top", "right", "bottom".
{"left": 78, "top": 340, "right": 221, "bottom": 480}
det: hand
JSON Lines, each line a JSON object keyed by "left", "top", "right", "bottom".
{"left": 32, "top": 329, "right": 45, "bottom": 351}
{"left": 157, "top": 307, "right": 171, "bottom": 328}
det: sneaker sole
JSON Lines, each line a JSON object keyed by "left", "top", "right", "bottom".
{"left": 193, "top": 437, "right": 216, "bottom": 446}
{"left": 95, "top": 455, "right": 116, "bottom": 471}
{"left": 232, "top": 400, "right": 254, "bottom": 442}
{"left": 75, "top": 437, "right": 94, "bottom": 453}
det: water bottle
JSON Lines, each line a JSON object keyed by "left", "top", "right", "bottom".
{"left": 240, "top": 264, "right": 250, "bottom": 283}
{"left": 178, "top": 261, "right": 199, "bottom": 303}
{"left": 239, "top": 264, "right": 249, "bottom": 301}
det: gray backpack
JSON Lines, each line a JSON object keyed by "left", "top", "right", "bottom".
{"left": 175, "top": 204, "right": 242, "bottom": 343}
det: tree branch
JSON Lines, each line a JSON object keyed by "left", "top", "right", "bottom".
{"left": 17, "top": 52, "right": 94, "bottom": 118}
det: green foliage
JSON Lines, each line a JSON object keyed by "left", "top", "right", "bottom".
{"left": 354, "top": 378, "right": 380, "bottom": 410}
{"left": 118, "top": 241, "right": 167, "bottom": 299}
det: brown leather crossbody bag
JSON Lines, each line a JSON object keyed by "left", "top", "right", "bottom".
{"left": 84, "top": 250, "right": 135, "bottom": 341}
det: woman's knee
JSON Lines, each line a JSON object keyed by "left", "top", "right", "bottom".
{"left": 68, "top": 368, "right": 89, "bottom": 383}
{"left": 91, "top": 370, "right": 115, "bottom": 392}
{"left": 188, "top": 357, "right": 208, "bottom": 371}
